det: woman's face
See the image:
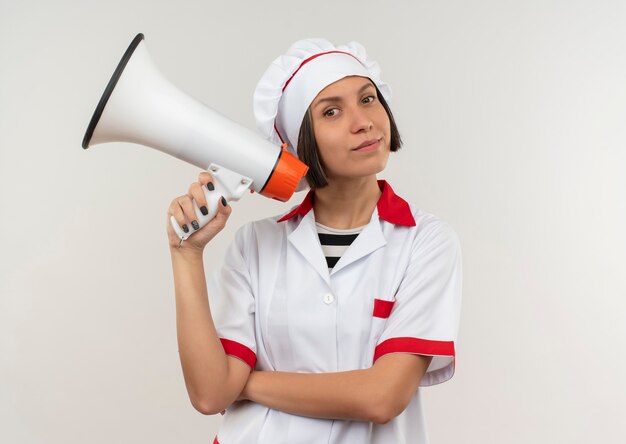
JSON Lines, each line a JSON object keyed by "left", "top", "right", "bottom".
{"left": 309, "top": 76, "right": 391, "bottom": 183}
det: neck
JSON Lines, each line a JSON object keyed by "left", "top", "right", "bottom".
{"left": 312, "top": 176, "right": 382, "bottom": 229}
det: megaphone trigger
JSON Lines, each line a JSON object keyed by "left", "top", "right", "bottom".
{"left": 169, "top": 163, "right": 252, "bottom": 241}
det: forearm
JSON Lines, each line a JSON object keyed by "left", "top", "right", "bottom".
{"left": 170, "top": 248, "right": 239, "bottom": 413}
{"left": 240, "top": 354, "right": 432, "bottom": 423}
{"left": 242, "top": 369, "right": 383, "bottom": 423}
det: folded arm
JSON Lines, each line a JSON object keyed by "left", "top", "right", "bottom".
{"left": 239, "top": 353, "right": 432, "bottom": 424}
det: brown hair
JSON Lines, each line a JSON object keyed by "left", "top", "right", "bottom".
{"left": 296, "top": 84, "right": 402, "bottom": 189}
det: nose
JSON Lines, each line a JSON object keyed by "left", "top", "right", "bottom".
{"left": 350, "top": 107, "right": 373, "bottom": 134}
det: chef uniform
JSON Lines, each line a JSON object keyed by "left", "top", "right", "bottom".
{"left": 207, "top": 38, "right": 463, "bottom": 444}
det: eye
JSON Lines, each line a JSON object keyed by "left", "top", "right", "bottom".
{"left": 323, "top": 108, "right": 339, "bottom": 117}
{"left": 362, "top": 95, "right": 376, "bottom": 104}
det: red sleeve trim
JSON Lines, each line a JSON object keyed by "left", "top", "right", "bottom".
{"left": 373, "top": 337, "right": 455, "bottom": 363}
{"left": 219, "top": 338, "right": 257, "bottom": 369}
{"left": 373, "top": 298, "right": 395, "bottom": 318}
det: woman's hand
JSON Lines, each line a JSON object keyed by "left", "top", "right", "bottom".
{"left": 219, "top": 375, "right": 253, "bottom": 415}
{"left": 237, "top": 372, "right": 253, "bottom": 402}
{"left": 166, "top": 171, "right": 232, "bottom": 252}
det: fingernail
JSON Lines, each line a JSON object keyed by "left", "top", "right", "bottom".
{"left": 200, "top": 206, "right": 208, "bottom": 216}
{"left": 191, "top": 220, "right": 200, "bottom": 230}
{"left": 221, "top": 196, "right": 227, "bottom": 207}
{"left": 182, "top": 224, "right": 189, "bottom": 233}
{"left": 207, "top": 182, "right": 215, "bottom": 191}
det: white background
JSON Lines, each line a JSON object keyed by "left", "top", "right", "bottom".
{"left": 1, "top": 0, "right": 625, "bottom": 442}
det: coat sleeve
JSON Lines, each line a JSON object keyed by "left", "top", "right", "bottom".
{"left": 374, "top": 220, "right": 463, "bottom": 386}
{"left": 207, "top": 224, "right": 257, "bottom": 370}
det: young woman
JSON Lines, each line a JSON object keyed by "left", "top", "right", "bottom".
{"left": 166, "top": 38, "right": 462, "bottom": 444}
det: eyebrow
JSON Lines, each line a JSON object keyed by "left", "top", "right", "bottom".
{"left": 313, "top": 82, "right": 375, "bottom": 108}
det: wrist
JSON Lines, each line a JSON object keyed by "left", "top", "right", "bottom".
{"left": 241, "top": 371, "right": 259, "bottom": 401}
{"left": 169, "top": 245, "right": 204, "bottom": 261}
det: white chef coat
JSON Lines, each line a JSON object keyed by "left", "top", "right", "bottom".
{"left": 208, "top": 180, "right": 463, "bottom": 444}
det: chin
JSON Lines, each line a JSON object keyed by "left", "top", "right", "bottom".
{"left": 369, "top": 158, "right": 389, "bottom": 174}
{"left": 327, "top": 156, "right": 389, "bottom": 180}
{"left": 350, "top": 164, "right": 388, "bottom": 180}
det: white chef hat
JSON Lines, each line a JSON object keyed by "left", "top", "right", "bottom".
{"left": 253, "top": 38, "right": 392, "bottom": 160}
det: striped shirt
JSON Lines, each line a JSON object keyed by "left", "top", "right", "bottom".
{"left": 315, "top": 222, "right": 368, "bottom": 271}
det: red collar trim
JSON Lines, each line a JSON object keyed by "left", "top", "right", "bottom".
{"left": 277, "top": 180, "right": 416, "bottom": 227}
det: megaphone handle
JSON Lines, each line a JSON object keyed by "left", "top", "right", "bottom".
{"left": 169, "top": 163, "right": 252, "bottom": 241}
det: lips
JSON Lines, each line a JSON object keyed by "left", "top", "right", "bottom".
{"left": 353, "top": 138, "right": 381, "bottom": 151}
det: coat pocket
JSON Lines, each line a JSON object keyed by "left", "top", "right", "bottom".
{"left": 373, "top": 298, "right": 395, "bottom": 319}
{"left": 367, "top": 298, "right": 396, "bottom": 362}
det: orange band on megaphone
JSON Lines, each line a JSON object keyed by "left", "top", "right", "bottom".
{"left": 261, "top": 145, "right": 309, "bottom": 201}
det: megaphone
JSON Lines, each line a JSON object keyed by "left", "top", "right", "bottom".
{"left": 83, "top": 33, "right": 308, "bottom": 241}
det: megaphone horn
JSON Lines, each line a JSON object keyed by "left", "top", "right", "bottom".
{"left": 83, "top": 33, "right": 308, "bottom": 241}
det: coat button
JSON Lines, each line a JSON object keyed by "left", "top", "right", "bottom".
{"left": 323, "top": 293, "right": 335, "bottom": 304}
